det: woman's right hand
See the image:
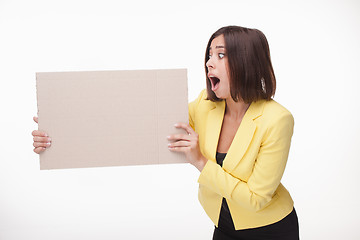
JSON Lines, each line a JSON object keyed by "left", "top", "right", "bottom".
{"left": 32, "top": 116, "right": 51, "bottom": 154}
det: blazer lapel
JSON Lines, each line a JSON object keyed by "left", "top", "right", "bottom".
{"left": 222, "top": 100, "right": 265, "bottom": 172}
{"left": 204, "top": 101, "right": 225, "bottom": 162}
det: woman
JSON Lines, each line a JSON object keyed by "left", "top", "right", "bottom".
{"left": 167, "top": 26, "right": 299, "bottom": 239}
{"left": 32, "top": 26, "right": 299, "bottom": 239}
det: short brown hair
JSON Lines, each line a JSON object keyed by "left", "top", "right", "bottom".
{"left": 205, "top": 26, "right": 276, "bottom": 103}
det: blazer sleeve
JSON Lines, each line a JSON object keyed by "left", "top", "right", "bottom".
{"left": 198, "top": 111, "right": 294, "bottom": 212}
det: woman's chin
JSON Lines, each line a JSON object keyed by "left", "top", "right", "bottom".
{"left": 214, "top": 91, "right": 224, "bottom": 100}
{"left": 214, "top": 90, "right": 231, "bottom": 100}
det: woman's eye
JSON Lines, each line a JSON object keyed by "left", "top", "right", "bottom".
{"left": 218, "top": 53, "right": 225, "bottom": 59}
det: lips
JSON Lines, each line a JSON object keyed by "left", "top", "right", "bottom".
{"left": 208, "top": 74, "right": 220, "bottom": 91}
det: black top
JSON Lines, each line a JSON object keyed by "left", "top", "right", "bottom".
{"left": 215, "top": 152, "right": 234, "bottom": 229}
{"left": 216, "top": 152, "right": 227, "bottom": 167}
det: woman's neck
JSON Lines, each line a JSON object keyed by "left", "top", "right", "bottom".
{"left": 225, "top": 97, "right": 250, "bottom": 120}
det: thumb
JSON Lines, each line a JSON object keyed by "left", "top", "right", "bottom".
{"left": 33, "top": 116, "right": 38, "bottom": 124}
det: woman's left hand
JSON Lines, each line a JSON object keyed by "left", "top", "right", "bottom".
{"left": 167, "top": 123, "right": 207, "bottom": 172}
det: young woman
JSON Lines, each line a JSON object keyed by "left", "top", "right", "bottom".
{"left": 167, "top": 26, "right": 299, "bottom": 239}
{"left": 32, "top": 25, "right": 299, "bottom": 240}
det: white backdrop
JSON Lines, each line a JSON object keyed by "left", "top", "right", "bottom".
{"left": 0, "top": 0, "right": 359, "bottom": 239}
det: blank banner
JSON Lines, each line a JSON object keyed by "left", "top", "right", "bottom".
{"left": 36, "top": 69, "right": 188, "bottom": 170}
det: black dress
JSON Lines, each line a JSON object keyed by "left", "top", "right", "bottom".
{"left": 212, "top": 152, "right": 299, "bottom": 240}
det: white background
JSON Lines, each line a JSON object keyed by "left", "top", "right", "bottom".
{"left": 0, "top": 0, "right": 359, "bottom": 239}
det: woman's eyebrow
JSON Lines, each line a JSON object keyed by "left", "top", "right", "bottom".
{"left": 210, "top": 45, "right": 225, "bottom": 50}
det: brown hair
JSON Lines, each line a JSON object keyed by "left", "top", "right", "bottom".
{"left": 205, "top": 26, "right": 276, "bottom": 103}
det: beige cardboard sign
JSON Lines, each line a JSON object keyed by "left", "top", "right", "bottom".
{"left": 36, "top": 69, "right": 188, "bottom": 170}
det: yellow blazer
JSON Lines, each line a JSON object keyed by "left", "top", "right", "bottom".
{"left": 189, "top": 90, "right": 294, "bottom": 230}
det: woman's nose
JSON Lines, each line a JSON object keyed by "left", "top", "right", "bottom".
{"left": 206, "top": 58, "right": 214, "bottom": 69}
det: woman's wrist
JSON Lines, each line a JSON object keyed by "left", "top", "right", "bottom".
{"left": 196, "top": 155, "right": 208, "bottom": 172}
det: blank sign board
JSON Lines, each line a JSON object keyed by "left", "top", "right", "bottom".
{"left": 36, "top": 69, "right": 188, "bottom": 170}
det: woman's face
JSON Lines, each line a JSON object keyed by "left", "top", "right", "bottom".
{"left": 206, "top": 34, "right": 231, "bottom": 100}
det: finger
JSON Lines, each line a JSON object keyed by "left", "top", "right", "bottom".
{"left": 33, "top": 142, "right": 51, "bottom": 148}
{"left": 33, "top": 116, "right": 38, "bottom": 123}
{"left": 167, "top": 134, "right": 191, "bottom": 142}
{"left": 174, "top": 123, "right": 196, "bottom": 135}
{"left": 34, "top": 147, "right": 46, "bottom": 154}
{"left": 32, "top": 130, "right": 48, "bottom": 137}
{"left": 168, "top": 140, "right": 190, "bottom": 148}
{"left": 33, "top": 136, "right": 52, "bottom": 143}
{"left": 168, "top": 146, "right": 187, "bottom": 153}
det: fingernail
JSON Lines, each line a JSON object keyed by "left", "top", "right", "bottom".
{"left": 48, "top": 138, "right": 52, "bottom": 142}
{"left": 167, "top": 135, "right": 170, "bottom": 139}
{"left": 47, "top": 142, "right": 51, "bottom": 145}
{"left": 174, "top": 123, "right": 179, "bottom": 127}
{"left": 44, "top": 133, "right": 48, "bottom": 137}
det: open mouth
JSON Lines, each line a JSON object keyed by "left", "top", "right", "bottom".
{"left": 209, "top": 76, "right": 220, "bottom": 91}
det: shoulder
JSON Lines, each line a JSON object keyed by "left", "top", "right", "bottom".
{"left": 263, "top": 100, "right": 292, "bottom": 118}
{"left": 254, "top": 99, "right": 294, "bottom": 129}
{"left": 189, "top": 89, "right": 218, "bottom": 111}
{"left": 193, "top": 89, "right": 208, "bottom": 103}
{"left": 188, "top": 89, "right": 223, "bottom": 129}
